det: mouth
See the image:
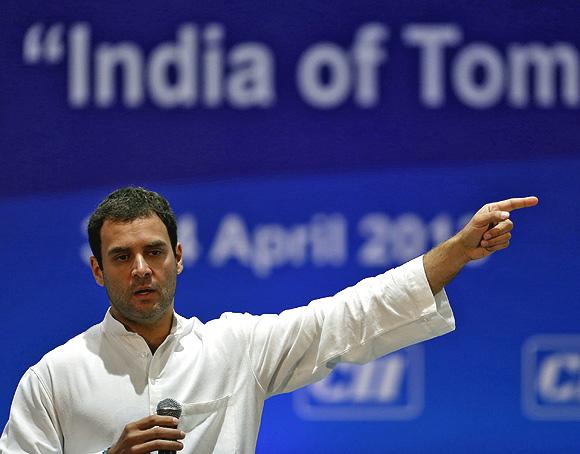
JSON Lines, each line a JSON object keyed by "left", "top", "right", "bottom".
{"left": 133, "top": 287, "right": 156, "bottom": 296}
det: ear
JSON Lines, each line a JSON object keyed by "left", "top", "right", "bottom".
{"left": 89, "top": 256, "right": 105, "bottom": 287}
{"left": 175, "top": 243, "right": 184, "bottom": 275}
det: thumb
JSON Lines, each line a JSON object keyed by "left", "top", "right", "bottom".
{"left": 471, "top": 206, "right": 510, "bottom": 229}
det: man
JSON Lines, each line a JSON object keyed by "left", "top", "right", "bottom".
{"left": 0, "top": 187, "right": 538, "bottom": 453}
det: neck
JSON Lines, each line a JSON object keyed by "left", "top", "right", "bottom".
{"left": 110, "top": 308, "right": 174, "bottom": 353}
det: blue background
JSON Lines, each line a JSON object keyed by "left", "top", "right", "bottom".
{"left": 2, "top": 1, "right": 579, "bottom": 452}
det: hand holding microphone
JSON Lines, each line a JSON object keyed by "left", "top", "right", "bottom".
{"left": 107, "top": 398, "right": 184, "bottom": 454}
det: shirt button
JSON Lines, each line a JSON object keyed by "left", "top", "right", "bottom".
{"left": 140, "top": 352, "right": 149, "bottom": 358}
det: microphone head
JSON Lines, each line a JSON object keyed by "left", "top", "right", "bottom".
{"left": 156, "top": 398, "right": 182, "bottom": 419}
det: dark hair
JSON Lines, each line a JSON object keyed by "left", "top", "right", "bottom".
{"left": 88, "top": 187, "right": 178, "bottom": 268}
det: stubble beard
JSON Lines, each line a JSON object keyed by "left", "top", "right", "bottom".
{"left": 104, "top": 271, "right": 177, "bottom": 326}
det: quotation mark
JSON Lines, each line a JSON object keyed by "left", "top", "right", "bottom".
{"left": 23, "top": 23, "right": 65, "bottom": 65}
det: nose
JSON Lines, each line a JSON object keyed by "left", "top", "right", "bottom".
{"left": 131, "top": 254, "right": 152, "bottom": 279}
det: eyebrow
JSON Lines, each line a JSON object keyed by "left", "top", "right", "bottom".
{"left": 107, "top": 246, "right": 130, "bottom": 257}
{"left": 144, "top": 240, "right": 168, "bottom": 249}
{"left": 106, "top": 240, "right": 169, "bottom": 257}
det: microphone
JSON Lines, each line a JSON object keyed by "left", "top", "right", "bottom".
{"left": 156, "top": 398, "right": 183, "bottom": 454}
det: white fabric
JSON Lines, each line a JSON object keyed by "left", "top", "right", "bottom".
{"left": 0, "top": 256, "right": 455, "bottom": 454}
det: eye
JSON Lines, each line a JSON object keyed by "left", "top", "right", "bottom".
{"left": 115, "top": 254, "right": 129, "bottom": 262}
{"left": 149, "top": 250, "right": 163, "bottom": 256}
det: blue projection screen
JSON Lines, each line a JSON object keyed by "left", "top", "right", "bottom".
{"left": 1, "top": 1, "right": 580, "bottom": 452}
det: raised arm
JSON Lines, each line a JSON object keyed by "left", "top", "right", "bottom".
{"left": 423, "top": 196, "right": 539, "bottom": 294}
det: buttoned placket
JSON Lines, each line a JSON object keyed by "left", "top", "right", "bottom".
{"left": 147, "top": 333, "right": 177, "bottom": 415}
{"left": 103, "top": 312, "right": 186, "bottom": 415}
{"left": 122, "top": 333, "right": 161, "bottom": 414}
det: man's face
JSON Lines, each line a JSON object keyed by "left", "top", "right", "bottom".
{"left": 89, "top": 215, "right": 183, "bottom": 327}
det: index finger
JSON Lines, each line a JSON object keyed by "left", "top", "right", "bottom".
{"left": 133, "top": 415, "right": 179, "bottom": 430}
{"left": 490, "top": 196, "right": 539, "bottom": 212}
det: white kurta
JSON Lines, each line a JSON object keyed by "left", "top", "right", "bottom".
{"left": 0, "top": 256, "right": 455, "bottom": 453}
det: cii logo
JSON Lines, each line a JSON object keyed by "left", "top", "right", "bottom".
{"left": 522, "top": 335, "right": 580, "bottom": 420}
{"left": 293, "top": 346, "right": 423, "bottom": 420}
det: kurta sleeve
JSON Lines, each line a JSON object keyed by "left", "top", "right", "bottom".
{"left": 244, "top": 256, "right": 455, "bottom": 397}
{"left": 0, "top": 368, "right": 64, "bottom": 454}
{"left": 0, "top": 369, "right": 109, "bottom": 454}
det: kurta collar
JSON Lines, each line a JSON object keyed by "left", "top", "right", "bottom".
{"left": 101, "top": 308, "right": 193, "bottom": 337}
